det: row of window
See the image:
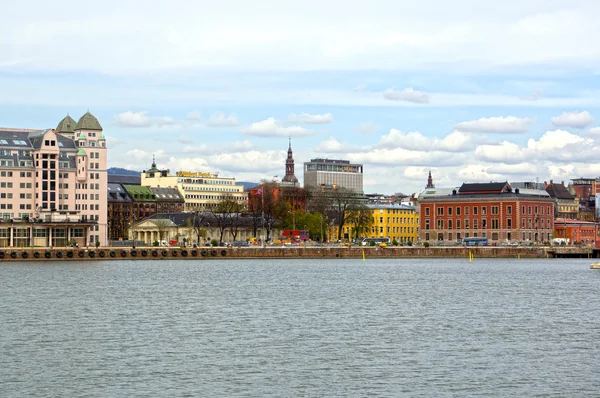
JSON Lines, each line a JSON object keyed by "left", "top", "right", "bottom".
{"left": 375, "top": 217, "right": 418, "bottom": 224}
{"left": 371, "top": 226, "right": 416, "bottom": 234}
{"left": 426, "top": 204, "right": 552, "bottom": 217}
{"left": 424, "top": 217, "right": 552, "bottom": 230}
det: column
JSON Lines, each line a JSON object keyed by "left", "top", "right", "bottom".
{"left": 9, "top": 225, "right": 14, "bottom": 247}
{"left": 49, "top": 227, "right": 53, "bottom": 247}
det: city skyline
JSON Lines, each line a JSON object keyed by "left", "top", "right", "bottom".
{"left": 1, "top": 0, "right": 600, "bottom": 195}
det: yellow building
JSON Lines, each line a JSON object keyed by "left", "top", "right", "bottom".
{"left": 343, "top": 204, "right": 419, "bottom": 244}
{"left": 141, "top": 161, "right": 247, "bottom": 211}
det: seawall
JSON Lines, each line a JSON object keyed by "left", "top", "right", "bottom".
{"left": 0, "top": 246, "right": 596, "bottom": 261}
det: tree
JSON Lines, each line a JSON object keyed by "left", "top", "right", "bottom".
{"left": 189, "top": 211, "right": 209, "bottom": 245}
{"left": 152, "top": 218, "right": 172, "bottom": 243}
{"left": 210, "top": 199, "right": 243, "bottom": 244}
{"left": 329, "top": 186, "right": 361, "bottom": 241}
{"left": 346, "top": 204, "right": 373, "bottom": 240}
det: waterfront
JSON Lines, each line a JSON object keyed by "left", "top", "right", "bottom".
{"left": 1, "top": 258, "right": 599, "bottom": 397}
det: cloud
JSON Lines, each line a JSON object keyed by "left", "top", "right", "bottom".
{"left": 377, "top": 129, "right": 473, "bottom": 152}
{"left": 526, "top": 129, "right": 586, "bottom": 152}
{"left": 454, "top": 116, "right": 534, "bottom": 134}
{"left": 206, "top": 111, "right": 239, "bottom": 127}
{"left": 186, "top": 111, "right": 202, "bottom": 121}
{"left": 241, "top": 117, "right": 313, "bottom": 137}
{"left": 588, "top": 127, "right": 600, "bottom": 137}
{"left": 551, "top": 111, "right": 594, "bottom": 128}
{"left": 349, "top": 148, "right": 468, "bottom": 167}
{"left": 115, "top": 111, "right": 176, "bottom": 128}
{"left": 356, "top": 122, "right": 379, "bottom": 134}
{"left": 208, "top": 150, "right": 283, "bottom": 172}
{"left": 288, "top": 112, "right": 333, "bottom": 124}
{"left": 124, "top": 148, "right": 167, "bottom": 162}
{"left": 475, "top": 141, "right": 525, "bottom": 163}
{"left": 178, "top": 134, "right": 193, "bottom": 144}
{"left": 487, "top": 162, "right": 538, "bottom": 175}
{"left": 520, "top": 89, "right": 544, "bottom": 101}
{"left": 314, "top": 137, "right": 364, "bottom": 153}
{"left": 353, "top": 84, "right": 366, "bottom": 92}
{"left": 383, "top": 88, "right": 430, "bottom": 104}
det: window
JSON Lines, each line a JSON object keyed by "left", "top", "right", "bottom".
{"left": 507, "top": 206, "right": 512, "bottom": 215}
{"left": 448, "top": 207, "right": 453, "bottom": 216}
{"left": 456, "top": 207, "right": 461, "bottom": 215}
{"left": 473, "top": 206, "right": 478, "bottom": 215}
{"left": 481, "top": 206, "right": 487, "bottom": 215}
{"left": 437, "top": 207, "right": 444, "bottom": 216}
{"left": 474, "top": 219, "right": 479, "bottom": 229}
{"left": 456, "top": 219, "right": 461, "bottom": 229}
{"left": 465, "top": 206, "right": 469, "bottom": 215}
{"left": 425, "top": 208, "right": 430, "bottom": 216}
{"left": 492, "top": 206, "right": 499, "bottom": 215}
{"left": 448, "top": 220, "right": 453, "bottom": 229}
{"left": 492, "top": 219, "right": 499, "bottom": 229}
{"left": 425, "top": 220, "right": 430, "bottom": 230}
{"left": 437, "top": 219, "right": 444, "bottom": 229}
{"left": 465, "top": 219, "right": 470, "bottom": 229}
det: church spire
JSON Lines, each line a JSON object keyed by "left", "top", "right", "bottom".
{"left": 426, "top": 169, "right": 435, "bottom": 189}
{"left": 282, "top": 137, "right": 299, "bottom": 186}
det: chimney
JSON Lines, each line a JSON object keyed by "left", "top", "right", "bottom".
{"left": 561, "top": 181, "right": 564, "bottom": 186}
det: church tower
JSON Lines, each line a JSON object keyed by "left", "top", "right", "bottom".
{"left": 281, "top": 137, "right": 299, "bottom": 187}
{"left": 426, "top": 169, "right": 435, "bottom": 189}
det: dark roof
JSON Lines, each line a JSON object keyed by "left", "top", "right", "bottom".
{"left": 56, "top": 115, "right": 77, "bottom": 133}
{"left": 107, "top": 183, "right": 133, "bottom": 202}
{"left": 459, "top": 182, "right": 510, "bottom": 193}
{"left": 108, "top": 174, "right": 141, "bottom": 185}
{"left": 75, "top": 111, "right": 103, "bottom": 131}
{"left": 150, "top": 187, "right": 184, "bottom": 202}
{"left": 546, "top": 183, "right": 574, "bottom": 200}
{"left": 0, "top": 130, "right": 35, "bottom": 149}
{"left": 143, "top": 212, "right": 271, "bottom": 228}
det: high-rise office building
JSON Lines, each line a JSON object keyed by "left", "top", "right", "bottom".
{"left": 303, "top": 158, "right": 363, "bottom": 193}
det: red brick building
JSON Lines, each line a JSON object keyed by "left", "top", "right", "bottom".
{"left": 553, "top": 219, "right": 598, "bottom": 245}
{"left": 419, "top": 182, "right": 554, "bottom": 244}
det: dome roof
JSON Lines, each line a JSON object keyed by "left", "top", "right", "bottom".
{"left": 75, "top": 111, "right": 102, "bottom": 131}
{"left": 99, "top": 133, "right": 106, "bottom": 141}
{"left": 56, "top": 115, "right": 77, "bottom": 133}
{"left": 76, "top": 148, "right": 87, "bottom": 156}
{"left": 78, "top": 132, "right": 86, "bottom": 140}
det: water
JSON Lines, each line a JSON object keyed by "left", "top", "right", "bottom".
{"left": 1, "top": 258, "right": 600, "bottom": 397}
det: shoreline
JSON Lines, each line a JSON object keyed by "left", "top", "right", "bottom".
{"left": 0, "top": 246, "right": 597, "bottom": 261}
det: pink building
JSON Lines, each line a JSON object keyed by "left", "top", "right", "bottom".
{"left": 0, "top": 112, "right": 107, "bottom": 247}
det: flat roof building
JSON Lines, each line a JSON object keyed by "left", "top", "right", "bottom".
{"left": 303, "top": 158, "right": 363, "bottom": 193}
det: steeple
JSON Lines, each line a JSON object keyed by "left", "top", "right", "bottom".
{"left": 281, "top": 137, "right": 298, "bottom": 186}
{"left": 426, "top": 169, "right": 435, "bottom": 189}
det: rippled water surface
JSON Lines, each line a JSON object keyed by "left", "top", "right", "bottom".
{"left": 1, "top": 258, "right": 600, "bottom": 397}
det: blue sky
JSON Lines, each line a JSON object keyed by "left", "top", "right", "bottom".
{"left": 1, "top": 0, "right": 600, "bottom": 194}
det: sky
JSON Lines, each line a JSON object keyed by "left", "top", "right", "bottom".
{"left": 1, "top": 0, "right": 600, "bottom": 195}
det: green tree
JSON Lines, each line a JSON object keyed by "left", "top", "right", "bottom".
{"left": 346, "top": 204, "right": 373, "bottom": 240}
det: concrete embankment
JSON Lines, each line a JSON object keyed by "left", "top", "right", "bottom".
{"left": 1, "top": 246, "right": 596, "bottom": 261}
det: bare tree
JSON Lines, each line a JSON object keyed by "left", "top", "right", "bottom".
{"left": 152, "top": 218, "right": 172, "bottom": 244}
{"left": 329, "top": 187, "right": 361, "bottom": 241}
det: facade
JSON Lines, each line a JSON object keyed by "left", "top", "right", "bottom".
{"left": 419, "top": 182, "right": 555, "bottom": 244}
{"left": 129, "top": 212, "right": 283, "bottom": 246}
{"left": 545, "top": 181, "right": 578, "bottom": 219}
{"left": 343, "top": 204, "right": 419, "bottom": 244}
{"left": 0, "top": 112, "right": 108, "bottom": 247}
{"left": 303, "top": 158, "right": 363, "bottom": 193}
{"left": 554, "top": 219, "right": 598, "bottom": 245}
{"left": 107, "top": 183, "right": 133, "bottom": 241}
{"left": 123, "top": 185, "right": 158, "bottom": 222}
{"left": 150, "top": 187, "right": 185, "bottom": 213}
{"left": 281, "top": 138, "right": 299, "bottom": 187}
{"left": 141, "top": 160, "right": 246, "bottom": 211}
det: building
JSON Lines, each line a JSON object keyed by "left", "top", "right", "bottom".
{"left": 123, "top": 185, "right": 158, "bottom": 222}
{"left": 554, "top": 218, "right": 598, "bottom": 245}
{"left": 545, "top": 181, "right": 578, "bottom": 219}
{"left": 107, "top": 183, "right": 133, "bottom": 241}
{"left": 343, "top": 204, "right": 419, "bottom": 244}
{"left": 419, "top": 182, "right": 554, "bottom": 244}
{"left": 303, "top": 158, "right": 363, "bottom": 193}
{"left": 150, "top": 187, "right": 185, "bottom": 213}
{"left": 281, "top": 138, "right": 299, "bottom": 188}
{"left": 570, "top": 177, "right": 596, "bottom": 221}
{"left": 0, "top": 112, "right": 107, "bottom": 247}
{"left": 141, "top": 159, "right": 247, "bottom": 211}
{"left": 128, "top": 212, "right": 283, "bottom": 246}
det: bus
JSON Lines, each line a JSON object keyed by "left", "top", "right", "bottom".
{"left": 462, "top": 237, "right": 488, "bottom": 246}
{"left": 361, "top": 237, "right": 390, "bottom": 246}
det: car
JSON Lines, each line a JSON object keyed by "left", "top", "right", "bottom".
{"left": 232, "top": 240, "right": 250, "bottom": 247}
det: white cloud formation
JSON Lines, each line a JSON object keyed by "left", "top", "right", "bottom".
{"left": 115, "top": 111, "right": 176, "bottom": 128}
{"left": 182, "top": 140, "right": 253, "bottom": 154}
{"left": 241, "top": 117, "right": 313, "bottom": 137}
{"left": 206, "top": 112, "right": 239, "bottom": 127}
{"left": 377, "top": 129, "right": 473, "bottom": 152}
{"left": 186, "top": 111, "right": 202, "bottom": 121}
{"left": 314, "top": 137, "right": 364, "bottom": 153}
{"left": 475, "top": 141, "right": 525, "bottom": 163}
{"left": 454, "top": 116, "right": 534, "bottom": 134}
{"left": 289, "top": 112, "right": 333, "bottom": 124}
{"left": 208, "top": 150, "right": 283, "bottom": 172}
{"left": 349, "top": 148, "right": 468, "bottom": 167}
{"left": 383, "top": 88, "right": 430, "bottom": 104}
{"left": 551, "top": 111, "right": 594, "bottom": 128}
{"left": 588, "top": 127, "right": 600, "bottom": 136}
{"left": 487, "top": 162, "right": 538, "bottom": 175}
{"left": 526, "top": 129, "right": 585, "bottom": 152}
